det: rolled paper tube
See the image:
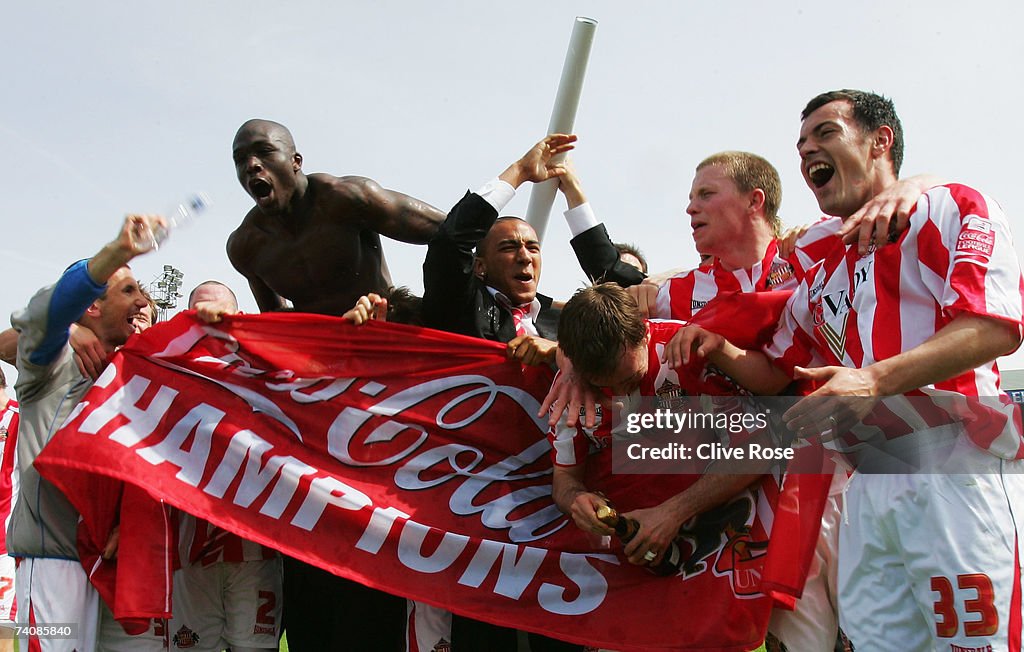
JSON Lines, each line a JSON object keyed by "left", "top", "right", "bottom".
{"left": 525, "top": 16, "right": 597, "bottom": 242}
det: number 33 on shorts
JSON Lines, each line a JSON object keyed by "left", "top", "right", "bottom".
{"left": 930, "top": 573, "right": 999, "bottom": 638}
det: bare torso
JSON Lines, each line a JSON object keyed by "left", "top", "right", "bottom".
{"left": 228, "top": 174, "right": 399, "bottom": 316}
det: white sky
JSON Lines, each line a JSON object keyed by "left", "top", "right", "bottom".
{"left": 2, "top": 0, "right": 1023, "bottom": 390}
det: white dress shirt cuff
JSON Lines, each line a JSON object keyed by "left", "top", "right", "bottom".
{"left": 474, "top": 179, "right": 517, "bottom": 213}
{"left": 563, "top": 202, "right": 599, "bottom": 237}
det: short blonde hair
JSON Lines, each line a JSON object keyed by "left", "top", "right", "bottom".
{"left": 697, "top": 151, "right": 782, "bottom": 236}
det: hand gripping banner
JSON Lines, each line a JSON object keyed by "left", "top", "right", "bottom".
{"left": 36, "top": 303, "right": 823, "bottom": 651}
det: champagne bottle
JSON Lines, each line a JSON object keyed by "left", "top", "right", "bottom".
{"left": 595, "top": 504, "right": 682, "bottom": 577}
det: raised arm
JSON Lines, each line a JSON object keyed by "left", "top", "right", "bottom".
{"left": 14, "top": 214, "right": 162, "bottom": 368}
{"left": 560, "top": 161, "right": 646, "bottom": 287}
{"left": 330, "top": 176, "right": 446, "bottom": 244}
{"left": 422, "top": 134, "right": 576, "bottom": 330}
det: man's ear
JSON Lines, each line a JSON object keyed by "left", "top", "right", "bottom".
{"left": 293, "top": 151, "right": 303, "bottom": 172}
{"left": 871, "top": 126, "right": 894, "bottom": 161}
{"left": 473, "top": 256, "right": 487, "bottom": 280}
{"left": 748, "top": 188, "right": 766, "bottom": 215}
{"left": 84, "top": 300, "right": 102, "bottom": 319}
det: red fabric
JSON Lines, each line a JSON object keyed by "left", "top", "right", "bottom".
{"left": 693, "top": 293, "right": 833, "bottom": 604}
{"left": 37, "top": 310, "right": 822, "bottom": 651}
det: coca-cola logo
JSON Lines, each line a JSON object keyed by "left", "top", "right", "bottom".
{"left": 104, "top": 323, "right": 568, "bottom": 543}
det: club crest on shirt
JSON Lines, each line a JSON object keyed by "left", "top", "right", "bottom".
{"left": 766, "top": 260, "right": 794, "bottom": 288}
{"left": 655, "top": 379, "right": 687, "bottom": 410}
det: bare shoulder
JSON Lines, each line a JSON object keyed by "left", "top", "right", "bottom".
{"left": 226, "top": 209, "right": 263, "bottom": 269}
{"left": 310, "top": 173, "right": 383, "bottom": 206}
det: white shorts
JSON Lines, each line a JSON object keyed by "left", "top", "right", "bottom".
{"left": 768, "top": 492, "right": 841, "bottom": 651}
{"left": 0, "top": 554, "right": 15, "bottom": 624}
{"left": 15, "top": 557, "right": 98, "bottom": 652}
{"left": 170, "top": 558, "right": 282, "bottom": 651}
{"left": 406, "top": 600, "right": 451, "bottom": 652}
{"left": 97, "top": 600, "right": 168, "bottom": 652}
{"left": 839, "top": 440, "right": 1024, "bottom": 651}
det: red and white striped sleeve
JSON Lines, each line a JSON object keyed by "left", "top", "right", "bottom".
{"left": 788, "top": 216, "right": 842, "bottom": 282}
{"left": 916, "top": 184, "right": 1024, "bottom": 332}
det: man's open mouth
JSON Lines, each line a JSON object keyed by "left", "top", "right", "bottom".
{"left": 808, "top": 162, "right": 835, "bottom": 188}
{"left": 249, "top": 178, "right": 273, "bottom": 199}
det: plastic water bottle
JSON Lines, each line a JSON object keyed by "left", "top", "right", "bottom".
{"left": 143, "top": 192, "right": 211, "bottom": 251}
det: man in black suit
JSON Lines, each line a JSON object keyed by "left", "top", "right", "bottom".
{"left": 419, "top": 135, "right": 583, "bottom": 651}
{"left": 423, "top": 134, "right": 576, "bottom": 365}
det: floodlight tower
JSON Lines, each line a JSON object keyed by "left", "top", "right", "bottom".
{"left": 149, "top": 265, "right": 185, "bottom": 323}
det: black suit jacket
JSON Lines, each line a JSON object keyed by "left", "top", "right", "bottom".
{"left": 570, "top": 222, "right": 647, "bottom": 287}
{"left": 422, "top": 191, "right": 560, "bottom": 342}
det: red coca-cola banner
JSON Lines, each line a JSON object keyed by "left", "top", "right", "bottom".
{"left": 36, "top": 310, "right": 814, "bottom": 651}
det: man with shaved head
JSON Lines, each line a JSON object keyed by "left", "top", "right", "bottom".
{"left": 227, "top": 119, "right": 446, "bottom": 316}
{"left": 417, "top": 134, "right": 581, "bottom": 652}
{"left": 228, "top": 119, "right": 447, "bottom": 650}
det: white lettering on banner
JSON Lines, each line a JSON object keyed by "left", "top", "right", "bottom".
{"left": 200, "top": 428, "right": 317, "bottom": 519}
{"left": 79, "top": 375, "right": 178, "bottom": 447}
{"left": 93, "top": 359, "right": 119, "bottom": 388}
{"left": 79, "top": 368, "right": 566, "bottom": 541}
{"left": 459, "top": 540, "right": 515, "bottom": 589}
{"left": 135, "top": 403, "right": 225, "bottom": 486}
{"left": 240, "top": 454, "right": 317, "bottom": 519}
{"left": 359, "top": 512, "right": 607, "bottom": 614}
{"left": 153, "top": 324, "right": 272, "bottom": 380}
{"left": 398, "top": 520, "right": 471, "bottom": 573}
{"left": 266, "top": 376, "right": 356, "bottom": 404}
{"left": 64, "top": 360, "right": 623, "bottom": 618}
{"left": 538, "top": 553, "right": 618, "bottom": 616}
{"left": 209, "top": 378, "right": 304, "bottom": 442}
{"left": 354, "top": 506, "right": 412, "bottom": 550}
{"left": 453, "top": 540, "right": 546, "bottom": 598}
{"left": 291, "top": 476, "right": 372, "bottom": 530}
{"left": 394, "top": 443, "right": 482, "bottom": 487}
{"left": 489, "top": 545, "right": 547, "bottom": 600}
{"left": 328, "top": 406, "right": 429, "bottom": 467}
{"left": 355, "top": 512, "right": 611, "bottom": 614}
{"left": 203, "top": 429, "right": 272, "bottom": 498}
{"left": 396, "top": 439, "right": 565, "bottom": 543}
{"left": 448, "top": 440, "right": 564, "bottom": 542}
{"left": 62, "top": 360, "right": 120, "bottom": 428}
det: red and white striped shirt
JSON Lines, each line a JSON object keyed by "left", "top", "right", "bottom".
{"left": 548, "top": 322, "right": 782, "bottom": 569}
{"left": 549, "top": 321, "right": 759, "bottom": 468}
{"left": 655, "top": 221, "right": 841, "bottom": 321}
{"left": 0, "top": 401, "right": 19, "bottom": 555}
{"left": 766, "top": 184, "right": 1024, "bottom": 459}
{"left": 177, "top": 513, "right": 278, "bottom": 567}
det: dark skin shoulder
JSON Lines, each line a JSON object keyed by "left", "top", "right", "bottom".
{"left": 228, "top": 174, "right": 445, "bottom": 316}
